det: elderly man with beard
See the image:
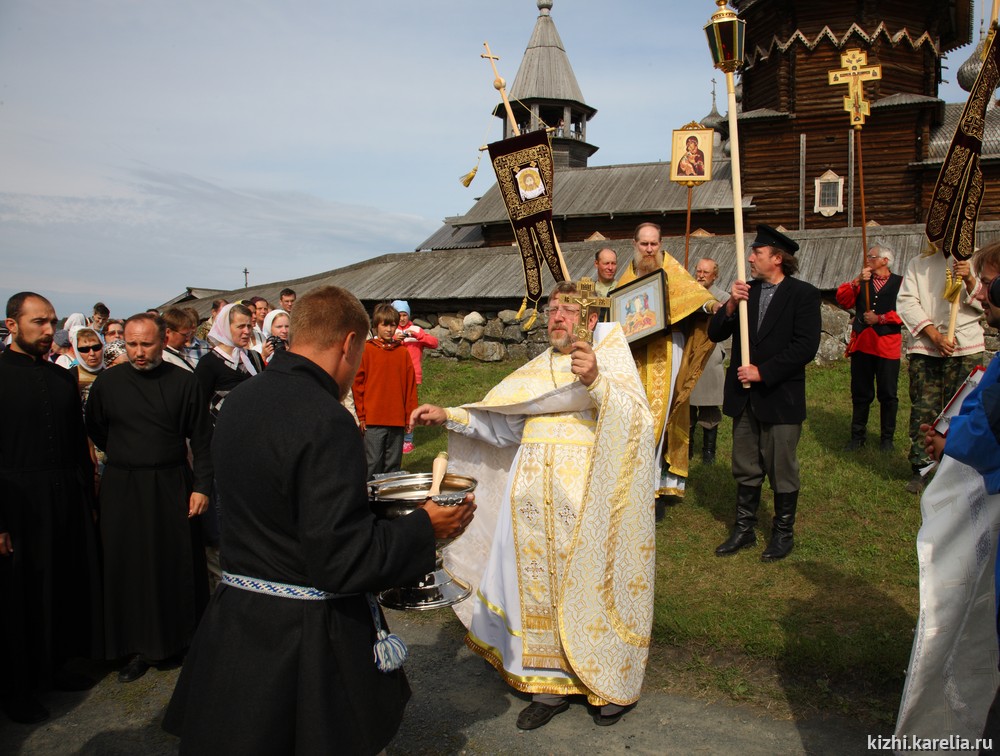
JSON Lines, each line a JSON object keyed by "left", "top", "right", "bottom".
{"left": 615, "top": 223, "right": 715, "bottom": 516}
{"left": 0, "top": 292, "right": 102, "bottom": 723}
{"left": 86, "top": 313, "right": 213, "bottom": 684}
{"left": 412, "top": 281, "right": 656, "bottom": 729}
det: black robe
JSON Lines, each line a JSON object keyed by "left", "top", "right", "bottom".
{"left": 85, "top": 361, "right": 213, "bottom": 661}
{"left": 0, "top": 349, "right": 102, "bottom": 694}
{"left": 162, "top": 350, "right": 437, "bottom": 755}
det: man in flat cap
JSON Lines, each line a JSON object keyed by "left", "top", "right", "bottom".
{"left": 708, "top": 225, "right": 821, "bottom": 561}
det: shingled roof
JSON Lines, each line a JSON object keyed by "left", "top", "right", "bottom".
{"left": 501, "top": 0, "right": 594, "bottom": 117}
{"left": 433, "top": 159, "right": 749, "bottom": 234}
{"left": 166, "top": 221, "right": 1000, "bottom": 318}
{"left": 922, "top": 102, "right": 1000, "bottom": 164}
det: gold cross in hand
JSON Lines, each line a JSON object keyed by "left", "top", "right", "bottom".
{"left": 564, "top": 277, "right": 611, "bottom": 343}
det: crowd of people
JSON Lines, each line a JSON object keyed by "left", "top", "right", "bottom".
{"left": 2, "top": 225, "right": 999, "bottom": 750}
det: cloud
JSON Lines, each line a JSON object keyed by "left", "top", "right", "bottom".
{"left": 0, "top": 0, "right": 980, "bottom": 320}
{"left": 0, "top": 163, "right": 438, "bottom": 316}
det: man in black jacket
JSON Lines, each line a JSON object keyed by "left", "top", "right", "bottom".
{"left": 708, "top": 225, "right": 821, "bottom": 561}
{"left": 163, "top": 285, "right": 475, "bottom": 755}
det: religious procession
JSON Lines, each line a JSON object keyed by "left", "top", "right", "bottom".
{"left": 4, "top": 0, "right": 1000, "bottom": 754}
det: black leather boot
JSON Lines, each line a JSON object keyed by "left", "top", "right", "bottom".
{"left": 842, "top": 403, "right": 868, "bottom": 451}
{"left": 761, "top": 490, "right": 798, "bottom": 561}
{"left": 715, "top": 485, "right": 760, "bottom": 556}
{"left": 702, "top": 427, "right": 717, "bottom": 465}
{"left": 879, "top": 400, "right": 898, "bottom": 452}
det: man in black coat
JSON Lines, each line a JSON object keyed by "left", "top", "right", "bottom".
{"left": 163, "top": 285, "right": 475, "bottom": 755}
{"left": 0, "top": 292, "right": 102, "bottom": 723}
{"left": 708, "top": 225, "right": 821, "bottom": 561}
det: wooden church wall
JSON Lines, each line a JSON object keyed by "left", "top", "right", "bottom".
{"left": 738, "top": 105, "right": 936, "bottom": 229}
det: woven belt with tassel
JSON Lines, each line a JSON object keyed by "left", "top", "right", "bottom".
{"left": 221, "top": 571, "right": 408, "bottom": 672}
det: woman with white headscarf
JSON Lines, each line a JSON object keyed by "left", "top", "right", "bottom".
{"left": 68, "top": 326, "right": 104, "bottom": 406}
{"left": 251, "top": 309, "right": 290, "bottom": 365}
{"left": 194, "top": 303, "right": 264, "bottom": 423}
{"left": 69, "top": 325, "right": 105, "bottom": 473}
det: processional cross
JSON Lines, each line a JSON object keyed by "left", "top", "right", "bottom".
{"left": 828, "top": 48, "right": 882, "bottom": 127}
{"left": 564, "top": 277, "right": 610, "bottom": 343}
{"left": 828, "top": 48, "right": 882, "bottom": 308}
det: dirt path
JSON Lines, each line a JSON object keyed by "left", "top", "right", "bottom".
{"left": 0, "top": 609, "right": 886, "bottom": 755}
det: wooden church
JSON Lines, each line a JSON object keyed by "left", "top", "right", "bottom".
{"left": 170, "top": 0, "right": 1000, "bottom": 322}
{"left": 735, "top": 0, "right": 986, "bottom": 230}
{"left": 420, "top": 0, "right": 988, "bottom": 251}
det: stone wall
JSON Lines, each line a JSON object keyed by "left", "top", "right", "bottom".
{"left": 413, "top": 299, "right": 998, "bottom": 364}
{"left": 418, "top": 309, "right": 551, "bottom": 363}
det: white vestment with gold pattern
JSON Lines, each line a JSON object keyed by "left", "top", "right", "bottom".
{"left": 443, "top": 324, "right": 656, "bottom": 705}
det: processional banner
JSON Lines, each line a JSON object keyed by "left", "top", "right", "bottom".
{"left": 926, "top": 28, "right": 1000, "bottom": 260}
{"left": 488, "top": 130, "right": 567, "bottom": 307}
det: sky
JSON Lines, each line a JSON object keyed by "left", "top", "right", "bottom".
{"left": 0, "top": 0, "right": 987, "bottom": 319}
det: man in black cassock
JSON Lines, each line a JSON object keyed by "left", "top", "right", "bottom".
{"left": 162, "top": 285, "right": 475, "bottom": 755}
{"left": 85, "top": 312, "right": 212, "bottom": 684}
{"left": 0, "top": 292, "right": 102, "bottom": 724}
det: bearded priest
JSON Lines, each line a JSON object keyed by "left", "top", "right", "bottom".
{"left": 411, "top": 280, "right": 655, "bottom": 730}
{"left": 615, "top": 222, "right": 716, "bottom": 517}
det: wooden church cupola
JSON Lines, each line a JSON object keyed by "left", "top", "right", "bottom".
{"left": 493, "top": 0, "right": 599, "bottom": 168}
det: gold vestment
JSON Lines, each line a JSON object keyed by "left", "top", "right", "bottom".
{"left": 616, "top": 256, "right": 715, "bottom": 495}
{"left": 443, "top": 325, "right": 655, "bottom": 705}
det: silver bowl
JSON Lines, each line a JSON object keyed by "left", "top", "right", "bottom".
{"left": 368, "top": 471, "right": 477, "bottom": 610}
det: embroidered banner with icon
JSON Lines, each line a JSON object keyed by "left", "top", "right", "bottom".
{"left": 488, "top": 130, "right": 568, "bottom": 307}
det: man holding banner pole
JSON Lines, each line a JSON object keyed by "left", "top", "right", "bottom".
{"left": 897, "top": 252, "right": 984, "bottom": 494}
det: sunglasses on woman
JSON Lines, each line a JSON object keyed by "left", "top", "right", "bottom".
{"left": 76, "top": 344, "right": 103, "bottom": 354}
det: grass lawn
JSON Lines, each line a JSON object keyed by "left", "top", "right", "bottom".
{"left": 410, "top": 354, "right": 921, "bottom": 724}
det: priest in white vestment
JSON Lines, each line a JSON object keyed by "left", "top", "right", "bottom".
{"left": 412, "top": 281, "right": 656, "bottom": 730}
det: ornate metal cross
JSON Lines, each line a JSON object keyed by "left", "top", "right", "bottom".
{"left": 828, "top": 48, "right": 882, "bottom": 128}
{"left": 564, "top": 277, "right": 611, "bottom": 343}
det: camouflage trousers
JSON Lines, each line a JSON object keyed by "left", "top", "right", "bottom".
{"left": 907, "top": 352, "right": 984, "bottom": 468}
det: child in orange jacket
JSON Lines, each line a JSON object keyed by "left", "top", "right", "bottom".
{"left": 352, "top": 303, "right": 417, "bottom": 479}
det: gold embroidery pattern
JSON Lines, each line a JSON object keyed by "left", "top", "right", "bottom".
{"left": 469, "top": 350, "right": 576, "bottom": 406}
{"left": 556, "top": 329, "right": 656, "bottom": 705}
{"left": 532, "top": 220, "right": 564, "bottom": 282}
{"left": 513, "top": 226, "right": 542, "bottom": 298}
{"left": 464, "top": 633, "right": 590, "bottom": 697}
{"left": 448, "top": 327, "right": 655, "bottom": 706}
{"left": 492, "top": 145, "right": 554, "bottom": 222}
{"left": 514, "top": 440, "right": 589, "bottom": 671}
{"left": 522, "top": 415, "right": 596, "bottom": 446}
{"left": 445, "top": 407, "right": 470, "bottom": 426}
{"left": 927, "top": 33, "right": 999, "bottom": 260}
